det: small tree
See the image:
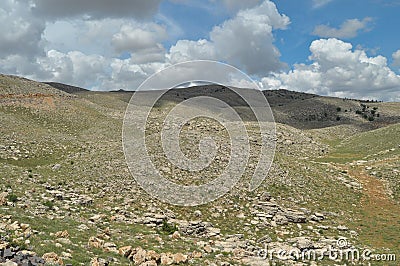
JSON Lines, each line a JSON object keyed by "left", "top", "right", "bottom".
{"left": 336, "top": 107, "right": 342, "bottom": 112}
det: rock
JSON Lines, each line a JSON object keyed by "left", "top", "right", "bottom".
{"left": 295, "top": 237, "right": 314, "bottom": 250}
{"left": 191, "top": 251, "right": 203, "bottom": 258}
{"left": 0, "top": 261, "right": 18, "bottom": 266}
{"left": 273, "top": 214, "right": 288, "bottom": 225}
{"left": 90, "top": 257, "right": 108, "bottom": 266}
{"left": 2, "top": 248, "right": 14, "bottom": 258}
{"left": 43, "top": 252, "right": 63, "bottom": 265}
{"left": 172, "top": 253, "right": 187, "bottom": 264}
{"left": 103, "top": 242, "right": 118, "bottom": 253}
{"left": 171, "top": 231, "right": 181, "bottom": 239}
{"left": 131, "top": 247, "right": 147, "bottom": 265}
{"left": 88, "top": 236, "right": 104, "bottom": 248}
{"left": 160, "top": 253, "right": 173, "bottom": 265}
{"left": 258, "top": 235, "right": 272, "bottom": 243}
{"left": 52, "top": 164, "right": 62, "bottom": 171}
{"left": 337, "top": 225, "right": 348, "bottom": 231}
{"left": 118, "top": 246, "right": 132, "bottom": 257}
{"left": 145, "top": 250, "right": 160, "bottom": 262}
{"left": 260, "top": 192, "right": 272, "bottom": 201}
{"left": 204, "top": 244, "right": 212, "bottom": 253}
{"left": 61, "top": 252, "right": 72, "bottom": 259}
{"left": 57, "top": 238, "right": 72, "bottom": 245}
{"left": 77, "top": 224, "right": 89, "bottom": 231}
{"left": 140, "top": 261, "right": 157, "bottom": 266}
{"left": 55, "top": 230, "right": 69, "bottom": 238}
{"left": 193, "top": 210, "right": 202, "bottom": 217}
{"left": 89, "top": 214, "right": 104, "bottom": 222}
{"left": 283, "top": 210, "right": 307, "bottom": 223}
{"left": 0, "top": 192, "right": 9, "bottom": 205}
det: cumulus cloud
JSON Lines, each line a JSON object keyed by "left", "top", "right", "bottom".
{"left": 31, "top": 0, "right": 162, "bottom": 20}
{"left": 168, "top": 0, "right": 290, "bottom": 76}
{"left": 168, "top": 39, "right": 217, "bottom": 63}
{"left": 112, "top": 24, "right": 167, "bottom": 52}
{"left": 312, "top": 17, "right": 373, "bottom": 38}
{"left": 0, "top": 0, "right": 45, "bottom": 58}
{"left": 263, "top": 38, "right": 400, "bottom": 101}
{"left": 392, "top": 50, "right": 400, "bottom": 67}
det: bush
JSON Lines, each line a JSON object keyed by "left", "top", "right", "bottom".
{"left": 43, "top": 200, "right": 54, "bottom": 210}
{"left": 336, "top": 116, "right": 341, "bottom": 121}
{"left": 7, "top": 194, "right": 18, "bottom": 203}
{"left": 356, "top": 110, "right": 362, "bottom": 115}
{"left": 336, "top": 107, "right": 341, "bottom": 112}
{"left": 161, "top": 219, "right": 178, "bottom": 234}
{"left": 368, "top": 116, "right": 375, "bottom": 121}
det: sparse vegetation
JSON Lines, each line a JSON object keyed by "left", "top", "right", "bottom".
{"left": 1, "top": 74, "right": 399, "bottom": 265}
{"left": 7, "top": 194, "right": 18, "bottom": 203}
{"left": 161, "top": 219, "right": 178, "bottom": 235}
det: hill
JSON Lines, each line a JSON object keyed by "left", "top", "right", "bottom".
{"left": 44, "top": 82, "right": 89, "bottom": 94}
{"left": 0, "top": 74, "right": 399, "bottom": 265}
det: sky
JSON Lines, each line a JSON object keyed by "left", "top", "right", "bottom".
{"left": 1, "top": 0, "right": 400, "bottom": 101}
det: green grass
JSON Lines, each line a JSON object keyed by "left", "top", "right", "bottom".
{"left": 319, "top": 123, "right": 400, "bottom": 163}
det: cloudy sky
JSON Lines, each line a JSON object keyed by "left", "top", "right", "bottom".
{"left": 1, "top": 0, "right": 400, "bottom": 101}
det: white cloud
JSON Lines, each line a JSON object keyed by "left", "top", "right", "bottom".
{"left": 168, "top": 0, "right": 290, "bottom": 75}
{"left": 313, "top": 17, "right": 373, "bottom": 38}
{"left": 264, "top": 38, "right": 400, "bottom": 101}
{"left": 392, "top": 50, "right": 400, "bottom": 67}
{"left": 112, "top": 23, "right": 167, "bottom": 54}
{"left": 0, "top": 0, "right": 45, "bottom": 58}
{"left": 312, "top": 0, "right": 334, "bottom": 8}
{"left": 167, "top": 39, "right": 217, "bottom": 63}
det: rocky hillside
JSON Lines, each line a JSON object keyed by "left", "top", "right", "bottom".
{"left": 1, "top": 75, "right": 399, "bottom": 265}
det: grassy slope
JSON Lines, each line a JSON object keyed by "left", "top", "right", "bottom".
{"left": 1, "top": 75, "right": 399, "bottom": 264}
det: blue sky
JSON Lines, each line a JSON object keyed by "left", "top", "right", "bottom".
{"left": 159, "top": 0, "right": 400, "bottom": 68}
{"left": 0, "top": 0, "right": 399, "bottom": 100}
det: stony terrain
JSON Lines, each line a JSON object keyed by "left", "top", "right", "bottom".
{"left": 0, "top": 75, "right": 399, "bottom": 265}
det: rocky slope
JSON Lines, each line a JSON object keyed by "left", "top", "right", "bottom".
{"left": 0, "top": 75, "right": 399, "bottom": 265}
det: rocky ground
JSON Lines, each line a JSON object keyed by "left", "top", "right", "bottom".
{"left": 0, "top": 75, "right": 399, "bottom": 265}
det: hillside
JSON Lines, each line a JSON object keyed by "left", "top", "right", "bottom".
{"left": 0, "top": 74, "right": 399, "bottom": 265}
{"left": 44, "top": 82, "right": 89, "bottom": 94}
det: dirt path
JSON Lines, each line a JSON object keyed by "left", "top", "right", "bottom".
{"left": 344, "top": 165, "right": 400, "bottom": 251}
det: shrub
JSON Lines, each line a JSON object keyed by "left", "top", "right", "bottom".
{"left": 368, "top": 116, "right": 375, "bottom": 121}
{"left": 336, "top": 107, "right": 341, "bottom": 112}
{"left": 336, "top": 116, "right": 341, "bottom": 121}
{"left": 43, "top": 200, "right": 54, "bottom": 210}
{"left": 161, "top": 219, "right": 178, "bottom": 234}
{"left": 356, "top": 110, "right": 362, "bottom": 115}
{"left": 7, "top": 194, "right": 18, "bottom": 203}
